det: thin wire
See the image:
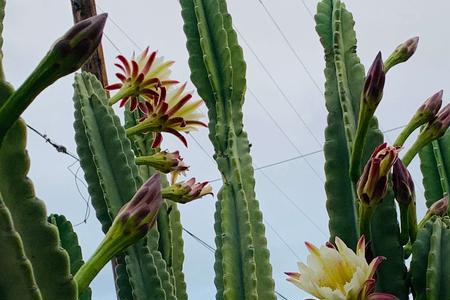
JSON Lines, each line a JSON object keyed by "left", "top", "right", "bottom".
{"left": 296, "top": 0, "right": 314, "bottom": 17}
{"left": 247, "top": 88, "right": 324, "bottom": 183}
{"left": 258, "top": 167, "right": 328, "bottom": 237}
{"left": 264, "top": 219, "right": 300, "bottom": 260}
{"left": 97, "top": 5, "right": 143, "bottom": 51}
{"left": 236, "top": 29, "right": 323, "bottom": 148}
{"left": 256, "top": 0, "right": 324, "bottom": 96}
{"left": 67, "top": 160, "right": 92, "bottom": 226}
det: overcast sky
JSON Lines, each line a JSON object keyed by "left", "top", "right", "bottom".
{"left": 3, "top": 0, "right": 450, "bottom": 299}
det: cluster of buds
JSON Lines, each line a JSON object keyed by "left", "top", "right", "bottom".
{"left": 162, "top": 178, "right": 213, "bottom": 204}
{"left": 135, "top": 150, "right": 189, "bottom": 175}
{"left": 401, "top": 91, "right": 450, "bottom": 166}
{"left": 107, "top": 48, "right": 206, "bottom": 148}
{"left": 286, "top": 236, "right": 397, "bottom": 300}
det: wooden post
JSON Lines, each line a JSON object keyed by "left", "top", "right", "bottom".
{"left": 69, "top": 0, "right": 118, "bottom": 293}
{"left": 70, "top": 0, "right": 109, "bottom": 88}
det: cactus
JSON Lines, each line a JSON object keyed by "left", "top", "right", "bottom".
{"left": 411, "top": 217, "right": 450, "bottom": 300}
{"left": 420, "top": 131, "right": 450, "bottom": 208}
{"left": 2, "top": 0, "right": 450, "bottom": 299}
{"left": 180, "top": 0, "right": 277, "bottom": 299}
{"left": 48, "top": 214, "right": 92, "bottom": 300}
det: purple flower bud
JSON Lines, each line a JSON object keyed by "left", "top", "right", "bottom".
{"left": 429, "top": 196, "right": 448, "bottom": 217}
{"left": 111, "top": 174, "right": 162, "bottom": 243}
{"left": 363, "top": 52, "right": 385, "bottom": 110}
{"left": 423, "top": 102, "right": 450, "bottom": 140}
{"left": 384, "top": 37, "right": 419, "bottom": 72}
{"left": 392, "top": 159, "right": 415, "bottom": 206}
{"left": 357, "top": 143, "right": 400, "bottom": 205}
{"left": 415, "top": 90, "right": 443, "bottom": 123}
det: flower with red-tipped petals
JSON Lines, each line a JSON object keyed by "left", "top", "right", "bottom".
{"left": 161, "top": 178, "right": 213, "bottom": 204}
{"left": 286, "top": 236, "right": 397, "bottom": 300}
{"left": 125, "top": 85, "right": 207, "bottom": 148}
{"left": 106, "top": 47, "right": 178, "bottom": 112}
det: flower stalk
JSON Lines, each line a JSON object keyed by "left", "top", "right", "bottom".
{"left": 350, "top": 52, "right": 386, "bottom": 182}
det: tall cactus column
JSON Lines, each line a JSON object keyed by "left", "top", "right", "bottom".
{"left": 180, "top": 0, "right": 276, "bottom": 299}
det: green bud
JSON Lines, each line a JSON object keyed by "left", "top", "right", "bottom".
{"left": 384, "top": 36, "right": 419, "bottom": 72}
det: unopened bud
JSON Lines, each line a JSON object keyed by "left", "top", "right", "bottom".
{"left": 111, "top": 174, "right": 163, "bottom": 242}
{"left": 420, "top": 102, "right": 450, "bottom": 141}
{"left": 75, "top": 174, "right": 162, "bottom": 295}
{"left": 362, "top": 52, "right": 385, "bottom": 111}
{"left": 357, "top": 143, "right": 399, "bottom": 205}
{"left": 384, "top": 37, "right": 419, "bottom": 72}
{"left": 429, "top": 196, "right": 448, "bottom": 217}
{"left": 51, "top": 14, "right": 107, "bottom": 76}
{"left": 392, "top": 159, "right": 415, "bottom": 206}
{"left": 162, "top": 178, "right": 213, "bottom": 204}
{"left": 411, "top": 90, "right": 444, "bottom": 128}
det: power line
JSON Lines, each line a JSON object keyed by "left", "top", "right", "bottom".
{"left": 236, "top": 28, "right": 323, "bottom": 148}
{"left": 256, "top": 0, "right": 324, "bottom": 96}
{"left": 247, "top": 88, "right": 324, "bottom": 183}
{"left": 296, "top": 0, "right": 314, "bottom": 17}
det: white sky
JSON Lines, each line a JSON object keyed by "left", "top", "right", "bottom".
{"left": 3, "top": 0, "right": 450, "bottom": 299}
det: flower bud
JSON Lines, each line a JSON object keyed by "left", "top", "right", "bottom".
{"left": 75, "top": 174, "right": 162, "bottom": 294}
{"left": 162, "top": 178, "right": 213, "bottom": 204}
{"left": 362, "top": 52, "right": 385, "bottom": 111}
{"left": 429, "top": 196, "right": 448, "bottom": 217}
{"left": 111, "top": 174, "right": 163, "bottom": 242}
{"left": 0, "top": 14, "right": 107, "bottom": 145}
{"left": 135, "top": 150, "right": 189, "bottom": 174}
{"left": 422, "top": 102, "right": 450, "bottom": 140}
{"left": 392, "top": 159, "right": 415, "bottom": 206}
{"left": 416, "top": 90, "right": 443, "bottom": 122}
{"left": 418, "top": 196, "right": 448, "bottom": 230}
{"left": 384, "top": 36, "right": 419, "bottom": 72}
{"left": 357, "top": 143, "right": 399, "bottom": 205}
{"left": 51, "top": 13, "right": 107, "bottom": 77}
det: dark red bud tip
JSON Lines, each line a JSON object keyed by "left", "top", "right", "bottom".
{"left": 364, "top": 52, "right": 385, "bottom": 106}
{"left": 404, "top": 36, "right": 419, "bottom": 57}
{"left": 421, "top": 90, "right": 444, "bottom": 116}
{"left": 429, "top": 196, "right": 449, "bottom": 216}
{"left": 392, "top": 159, "right": 414, "bottom": 205}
